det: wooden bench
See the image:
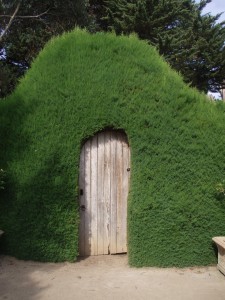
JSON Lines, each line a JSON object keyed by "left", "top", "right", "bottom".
{"left": 212, "top": 236, "right": 225, "bottom": 275}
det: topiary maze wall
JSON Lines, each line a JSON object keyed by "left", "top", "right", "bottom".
{"left": 1, "top": 29, "right": 225, "bottom": 267}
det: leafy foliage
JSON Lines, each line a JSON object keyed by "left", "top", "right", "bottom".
{"left": 1, "top": 1, "right": 225, "bottom": 96}
{"left": 90, "top": 0, "right": 225, "bottom": 93}
{"left": 215, "top": 180, "right": 225, "bottom": 200}
{"left": 0, "top": 169, "right": 5, "bottom": 190}
{"left": 0, "top": 0, "right": 89, "bottom": 97}
{"left": 1, "top": 30, "right": 225, "bottom": 266}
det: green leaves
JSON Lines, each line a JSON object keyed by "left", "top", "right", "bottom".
{"left": 0, "top": 169, "right": 6, "bottom": 190}
{"left": 1, "top": 0, "right": 225, "bottom": 97}
{"left": 0, "top": 0, "right": 89, "bottom": 97}
{"left": 1, "top": 30, "right": 225, "bottom": 265}
{"left": 90, "top": 0, "right": 225, "bottom": 93}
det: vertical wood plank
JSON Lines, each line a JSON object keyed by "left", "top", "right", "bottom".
{"left": 104, "top": 131, "right": 111, "bottom": 254}
{"left": 121, "top": 134, "right": 130, "bottom": 253}
{"left": 115, "top": 133, "right": 124, "bottom": 253}
{"left": 90, "top": 135, "right": 98, "bottom": 255}
{"left": 97, "top": 132, "right": 105, "bottom": 254}
{"left": 110, "top": 134, "right": 117, "bottom": 254}
{"left": 79, "top": 144, "right": 85, "bottom": 256}
{"left": 84, "top": 139, "right": 91, "bottom": 256}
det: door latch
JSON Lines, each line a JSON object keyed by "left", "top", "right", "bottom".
{"left": 80, "top": 205, "right": 86, "bottom": 211}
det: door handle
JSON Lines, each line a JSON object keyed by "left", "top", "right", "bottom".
{"left": 80, "top": 205, "right": 86, "bottom": 211}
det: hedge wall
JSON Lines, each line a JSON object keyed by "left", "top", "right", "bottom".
{"left": 1, "top": 29, "right": 225, "bottom": 266}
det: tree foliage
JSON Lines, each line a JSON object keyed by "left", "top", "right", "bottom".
{"left": 90, "top": 0, "right": 225, "bottom": 92}
{"left": 0, "top": 0, "right": 89, "bottom": 97}
{"left": 0, "top": 0, "right": 225, "bottom": 96}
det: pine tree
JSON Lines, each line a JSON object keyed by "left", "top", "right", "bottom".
{"left": 90, "top": 0, "right": 225, "bottom": 93}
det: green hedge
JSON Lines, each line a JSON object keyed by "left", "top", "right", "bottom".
{"left": 1, "top": 29, "right": 225, "bottom": 266}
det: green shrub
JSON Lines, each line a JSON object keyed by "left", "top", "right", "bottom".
{"left": 215, "top": 180, "right": 225, "bottom": 200}
{"left": 0, "top": 169, "right": 5, "bottom": 190}
{"left": 1, "top": 29, "right": 225, "bottom": 266}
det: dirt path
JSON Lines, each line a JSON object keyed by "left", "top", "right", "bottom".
{"left": 0, "top": 255, "right": 225, "bottom": 300}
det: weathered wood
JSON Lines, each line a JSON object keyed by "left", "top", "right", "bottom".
{"left": 116, "top": 133, "right": 123, "bottom": 253}
{"left": 78, "top": 143, "right": 85, "bottom": 255}
{"left": 90, "top": 135, "right": 98, "bottom": 255}
{"left": 84, "top": 140, "right": 91, "bottom": 256}
{"left": 79, "top": 130, "right": 130, "bottom": 256}
{"left": 110, "top": 134, "right": 117, "bottom": 254}
{"left": 104, "top": 132, "right": 111, "bottom": 254}
{"left": 97, "top": 132, "right": 105, "bottom": 254}
{"left": 121, "top": 134, "right": 129, "bottom": 253}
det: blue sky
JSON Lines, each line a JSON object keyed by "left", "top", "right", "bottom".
{"left": 201, "top": 0, "right": 225, "bottom": 22}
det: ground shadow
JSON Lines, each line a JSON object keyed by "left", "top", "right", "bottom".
{"left": 0, "top": 255, "right": 64, "bottom": 300}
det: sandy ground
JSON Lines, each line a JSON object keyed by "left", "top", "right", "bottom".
{"left": 0, "top": 255, "right": 225, "bottom": 300}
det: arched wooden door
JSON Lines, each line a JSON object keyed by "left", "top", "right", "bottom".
{"left": 79, "top": 130, "right": 130, "bottom": 256}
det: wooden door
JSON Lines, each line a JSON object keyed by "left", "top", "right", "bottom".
{"left": 79, "top": 130, "right": 130, "bottom": 256}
